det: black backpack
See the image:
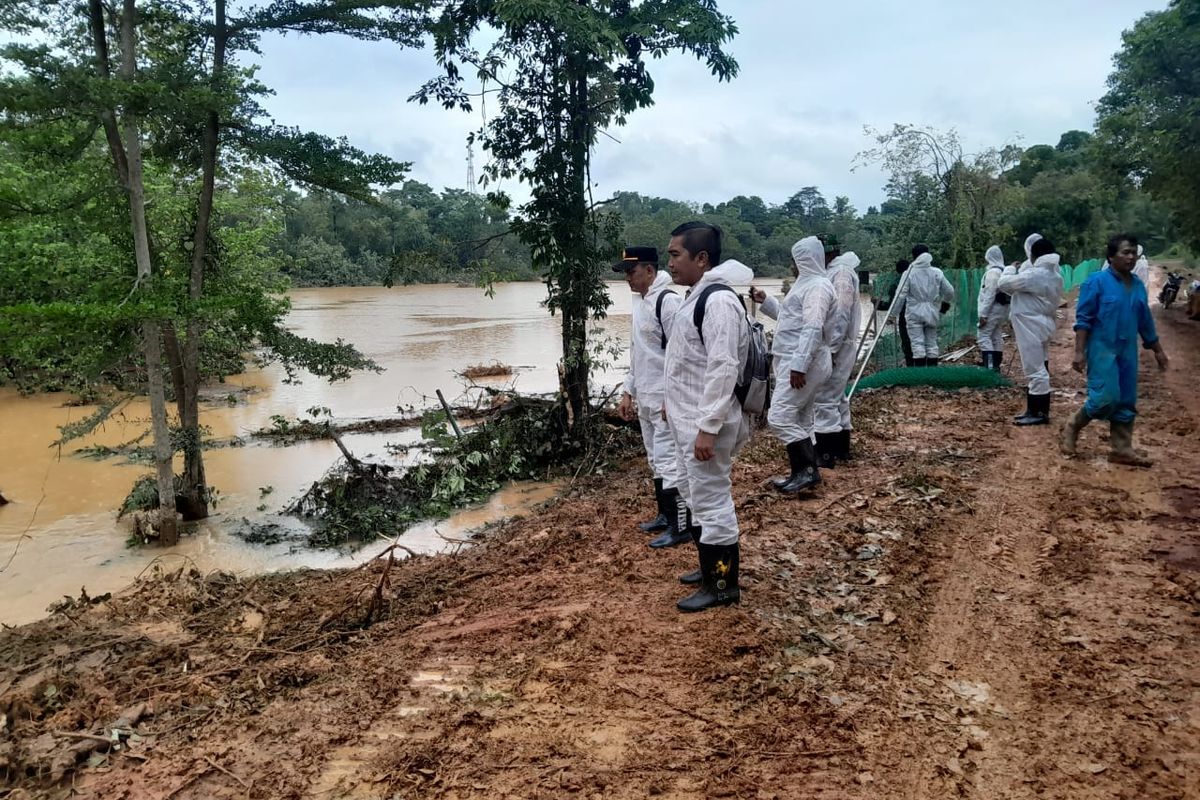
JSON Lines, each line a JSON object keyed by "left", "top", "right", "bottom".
{"left": 692, "top": 284, "right": 771, "bottom": 415}
{"left": 654, "top": 289, "right": 677, "bottom": 349}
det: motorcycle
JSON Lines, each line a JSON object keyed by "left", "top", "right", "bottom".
{"left": 1159, "top": 272, "right": 1183, "bottom": 308}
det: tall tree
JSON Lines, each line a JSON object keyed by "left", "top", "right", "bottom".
{"left": 1096, "top": 0, "right": 1200, "bottom": 248}
{"left": 413, "top": 0, "right": 738, "bottom": 425}
{"left": 1, "top": 0, "right": 418, "bottom": 528}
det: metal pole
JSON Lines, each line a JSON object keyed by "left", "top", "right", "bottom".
{"left": 847, "top": 267, "right": 912, "bottom": 401}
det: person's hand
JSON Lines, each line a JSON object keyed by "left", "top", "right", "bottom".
{"left": 940, "top": 301, "right": 951, "bottom": 314}
{"left": 617, "top": 392, "right": 635, "bottom": 422}
{"left": 1072, "top": 352, "right": 1086, "bottom": 373}
{"left": 694, "top": 431, "right": 716, "bottom": 462}
{"left": 660, "top": 404, "right": 667, "bottom": 422}
{"left": 749, "top": 286, "right": 766, "bottom": 304}
{"left": 978, "top": 316, "right": 987, "bottom": 328}
{"left": 1154, "top": 349, "right": 1169, "bottom": 371}
{"left": 790, "top": 370, "right": 806, "bottom": 389}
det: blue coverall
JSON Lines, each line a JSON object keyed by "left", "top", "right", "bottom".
{"left": 1072, "top": 269, "right": 1158, "bottom": 423}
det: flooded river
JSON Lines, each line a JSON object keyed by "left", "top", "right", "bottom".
{"left": 4, "top": 279, "right": 822, "bottom": 625}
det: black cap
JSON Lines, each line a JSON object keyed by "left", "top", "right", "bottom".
{"left": 612, "top": 245, "right": 658, "bottom": 272}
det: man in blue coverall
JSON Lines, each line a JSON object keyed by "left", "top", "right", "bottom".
{"left": 1061, "top": 234, "right": 1169, "bottom": 466}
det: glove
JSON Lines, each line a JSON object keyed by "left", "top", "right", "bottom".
{"left": 939, "top": 301, "right": 951, "bottom": 314}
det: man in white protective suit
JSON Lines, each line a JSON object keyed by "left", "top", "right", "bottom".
{"left": 896, "top": 244, "right": 955, "bottom": 366}
{"left": 976, "top": 245, "right": 1011, "bottom": 372}
{"left": 812, "top": 235, "right": 862, "bottom": 467}
{"left": 1133, "top": 245, "right": 1150, "bottom": 286}
{"left": 1021, "top": 232, "right": 1043, "bottom": 270}
{"left": 613, "top": 246, "right": 687, "bottom": 549}
{"left": 750, "top": 236, "right": 836, "bottom": 494}
{"left": 664, "top": 221, "right": 752, "bottom": 613}
{"left": 998, "top": 236, "right": 1064, "bottom": 425}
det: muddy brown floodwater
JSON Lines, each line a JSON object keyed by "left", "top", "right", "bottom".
{"left": 0, "top": 279, "right": 821, "bottom": 626}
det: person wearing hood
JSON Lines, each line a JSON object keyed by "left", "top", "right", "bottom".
{"left": 976, "top": 245, "right": 1011, "bottom": 371}
{"left": 664, "top": 222, "right": 752, "bottom": 613}
{"left": 896, "top": 244, "right": 955, "bottom": 366}
{"left": 1133, "top": 245, "right": 1150, "bottom": 286}
{"left": 1062, "top": 234, "right": 1169, "bottom": 465}
{"left": 813, "top": 236, "right": 862, "bottom": 466}
{"left": 613, "top": 246, "right": 685, "bottom": 548}
{"left": 998, "top": 237, "right": 1065, "bottom": 425}
{"left": 751, "top": 236, "right": 836, "bottom": 493}
{"left": 1021, "top": 232, "right": 1043, "bottom": 271}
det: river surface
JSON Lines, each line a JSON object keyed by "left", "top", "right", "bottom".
{"left": 6, "top": 279, "right": 854, "bottom": 625}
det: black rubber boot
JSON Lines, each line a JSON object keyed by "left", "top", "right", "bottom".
{"left": 777, "top": 439, "right": 821, "bottom": 494}
{"left": 836, "top": 429, "right": 852, "bottom": 462}
{"left": 815, "top": 432, "right": 837, "bottom": 470}
{"left": 638, "top": 478, "right": 669, "bottom": 532}
{"left": 1014, "top": 393, "right": 1051, "bottom": 426}
{"left": 770, "top": 440, "right": 803, "bottom": 488}
{"left": 676, "top": 541, "right": 740, "bottom": 612}
{"left": 679, "top": 525, "right": 703, "bottom": 585}
{"left": 992, "top": 351, "right": 1004, "bottom": 372}
{"left": 648, "top": 487, "right": 690, "bottom": 548}
{"left": 1012, "top": 390, "right": 1034, "bottom": 424}
{"left": 980, "top": 351, "right": 992, "bottom": 369}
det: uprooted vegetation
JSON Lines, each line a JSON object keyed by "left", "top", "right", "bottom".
{"left": 287, "top": 396, "right": 639, "bottom": 549}
{"left": 458, "top": 362, "right": 514, "bottom": 379}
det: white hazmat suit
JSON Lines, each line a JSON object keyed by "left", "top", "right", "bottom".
{"left": 997, "top": 252, "right": 1064, "bottom": 395}
{"left": 1133, "top": 245, "right": 1150, "bottom": 286}
{"left": 815, "top": 251, "right": 862, "bottom": 435}
{"left": 665, "top": 259, "right": 752, "bottom": 547}
{"left": 1020, "top": 233, "right": 1043, "bottom": 272}
{"left": 624, "top": 269, "right": 681, "bottom": 489}
{"left": 759, "top": 237, "right": 836, "bottom": 446}
{"left": 976, "top": 245, "right": 1010, "bottom": 355}
{"left": 896, "top": 253, "right": 955, "bottom": 360}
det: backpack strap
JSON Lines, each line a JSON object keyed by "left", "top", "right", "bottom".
{"left": 693, "top": 283, "right": 742, "bottom": 346}
{"left": 654, "top": 289, "right": 676, "bottom": 350}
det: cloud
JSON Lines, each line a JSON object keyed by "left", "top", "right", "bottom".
{"left": 251, "top": 0, "right": 1168, "bottom": 210}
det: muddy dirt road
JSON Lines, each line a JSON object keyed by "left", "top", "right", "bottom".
{"left": 2, "top": 303, "right": 1198, "bottom": 799}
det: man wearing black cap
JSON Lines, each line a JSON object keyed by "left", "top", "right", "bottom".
{"left": 614, "top": 246, "right": 686, "bottom": 547}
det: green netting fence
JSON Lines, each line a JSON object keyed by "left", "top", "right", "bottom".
{"left": 856, "top": 258, "right": 1104, "bottom": 390}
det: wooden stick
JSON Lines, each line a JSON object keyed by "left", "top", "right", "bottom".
{"left": 617, "top": 685, "right": 730, "bottom": 730}
{"left": 328, "top": 428, "right": 363, "bottom": 471}
{"left": 817, "top": 478, "right": 894, "bottom": 512}
{"left": 202, "top": 756, "right": 250, "bottom": 789}
{"left": 437, "top": 389, "right": 464, "bottom": 439}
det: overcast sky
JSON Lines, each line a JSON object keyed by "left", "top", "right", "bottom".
{"left": 252, "top": 0, "right": 1166, "bottom": 212}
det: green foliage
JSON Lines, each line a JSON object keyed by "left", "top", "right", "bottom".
{"left": 0, "top": 0, "right": 413, "bottom": 396}
{"left": 291, "top": 400, "right": 639, "bottom": 548}
{"left": 1096, "top": 0, "right": 1200, "bottom": 249}
{"left": 277, "top": 182, "right": 535, "bottom": 286}
{"left": 412, "top": 0, "right": 738, "bottom": 421}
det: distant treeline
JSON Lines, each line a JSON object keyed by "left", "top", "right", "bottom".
{"left": 279, "top": 128, "right": 1188, "bottom": 287}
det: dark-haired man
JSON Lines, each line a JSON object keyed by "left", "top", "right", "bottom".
{"left": 614, "top": 246, "right": 685, "bottom": 546}
{"left": 1061, "top": 234, "right": 1169, "bottom": 465}
{"left": 664, "top": 221, "right": 753, "bottom": 612}
{"left": 998, "top": 237, "right": 1064, "bottom": 425}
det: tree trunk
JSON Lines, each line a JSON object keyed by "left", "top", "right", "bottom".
{"left": 560, "top": 58, "right": 591, "bottom": 426}
{"left": 118, "top": 0, "right": 178, "bottom": 544}
{"left": 175, "top": 0, "right": 227, "bottom": 520}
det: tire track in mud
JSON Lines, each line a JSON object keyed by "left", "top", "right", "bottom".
{"left": 882, "top": 303, "right": 1200, "bottom": 800}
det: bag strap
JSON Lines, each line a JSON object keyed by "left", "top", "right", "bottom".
{"left": 654, "top": 290, "right": 676, "bottom": 350}
{"left": 693, "top": 283, "right": 741, "bottom": 347}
